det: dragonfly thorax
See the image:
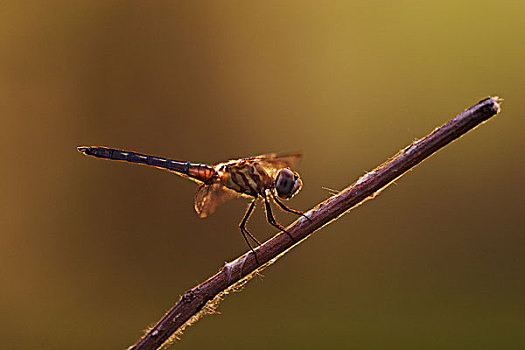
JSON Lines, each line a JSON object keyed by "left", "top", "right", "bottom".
{"left": 218, "top": 161, "right": 273, "bottom": 197}
{"left": 274, "top": 168, "right": 302, "bottom": 199}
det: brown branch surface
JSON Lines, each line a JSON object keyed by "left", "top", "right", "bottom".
{"left": 128, "top": 97, "right": 502, "bottom": 350}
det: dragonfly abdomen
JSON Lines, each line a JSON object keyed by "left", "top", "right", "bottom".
{"left": 187, "top": 163, "right": 216, "bottom": 183}
{"left": 77, "top": 146, "right": 216, "bottom": 183}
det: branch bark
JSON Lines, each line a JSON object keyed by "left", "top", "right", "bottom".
{"left": 128, "top": 97, "right": 502, "bottom": 350}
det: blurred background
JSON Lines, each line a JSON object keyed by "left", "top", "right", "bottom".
{"left": 1, "top": 1, "right": 524, "bottom": 349}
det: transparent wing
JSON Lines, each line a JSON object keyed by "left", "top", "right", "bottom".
{"left": 248, "top": 152, "right": 302, "bottom": 172}
{"left": 194, "top": 182, "right": 239, "bottom": 218}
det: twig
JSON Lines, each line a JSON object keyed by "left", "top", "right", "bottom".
{"left": 128, "top": 97, "right": 502, "bottom": 350}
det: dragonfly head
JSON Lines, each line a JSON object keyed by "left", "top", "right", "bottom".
{"left": 275, "top": 168, "right": 302, "bottom": 199}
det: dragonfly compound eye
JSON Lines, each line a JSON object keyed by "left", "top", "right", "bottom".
{"left": 276, "top": 169, "right": 302, "bottom": 199}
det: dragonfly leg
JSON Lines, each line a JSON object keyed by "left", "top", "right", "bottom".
{"left": 239, "top": 198, "right": 261, "bottom": 265}
{"left": 263, "top": 196, "right": 296, "bottom": 243}
{"left": 271, "top": 193, "right": 312, "bottom": 222}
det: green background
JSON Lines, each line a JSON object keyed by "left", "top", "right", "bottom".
{"left": 1, "top": 1, "right": 524, "bottom": 349}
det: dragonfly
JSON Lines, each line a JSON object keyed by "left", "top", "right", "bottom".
{"left": 77, "top": 146, "right": 307, "bottom": 263}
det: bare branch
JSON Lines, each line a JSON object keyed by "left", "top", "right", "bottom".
{"left": 128, "top": 97, "right": 502, "bottom": 350}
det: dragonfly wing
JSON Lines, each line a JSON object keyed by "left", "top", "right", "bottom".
{"left": 247, "top": 152, "right": 302, "bottom": 177}
{"left": 251, "top": 152, "right": 302, "bottom": 170}
{"left": 194, "top": 182, "right": 239, "bottom": 218}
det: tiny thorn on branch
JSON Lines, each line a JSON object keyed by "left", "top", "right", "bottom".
{"left": 128, "top": 96, "right": 502, "bottom": 350}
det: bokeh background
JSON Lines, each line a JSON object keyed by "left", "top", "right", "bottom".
{"left": 1, "top": 1, "right": 524, "bottom": 349}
